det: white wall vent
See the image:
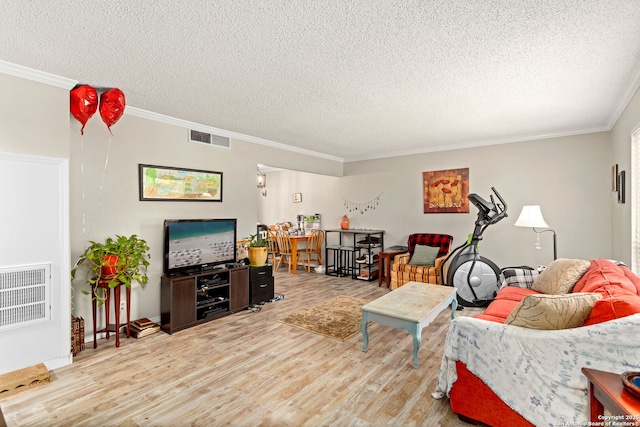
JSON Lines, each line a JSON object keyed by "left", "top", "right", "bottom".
{"left": 189, "top": 130, "right": 230, "bottom": 148}
{"left": 0, "top": 263, "right": 51, "bottom": 331}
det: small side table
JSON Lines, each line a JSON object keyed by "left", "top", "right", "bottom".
{"left": 378, "top": 250, "right": 406, "bottom": 288}
{"left": 91, "top": 279, "right": 131, "bottom": 348}
{"left": 582, "top": 367, "right": 640, "bottom": 422}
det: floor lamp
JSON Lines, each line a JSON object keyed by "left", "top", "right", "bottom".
{"left": 514, "top": 205, "right": 557, "bottom": 260}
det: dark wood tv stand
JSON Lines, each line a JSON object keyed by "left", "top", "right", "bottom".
{"left": 160, "top": 265, "right": 249, "bottom": 334}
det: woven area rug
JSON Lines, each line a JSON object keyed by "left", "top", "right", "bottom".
{"left": 278, "top": 295, "right": 368, "bottom": 341}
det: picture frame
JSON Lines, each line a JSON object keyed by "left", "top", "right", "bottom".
{"left": 612, "top": 164, "right": 618, "bottom": 192}
{"left": 423, "top": 168, "right": 469, "bottom": 213}
{"left": 617, "top": 170, "right": 625, "bottom": 204}
{"left": 292, "top": 192, "right": 302, "bottom": 203}
{"left": 139, "top": 164, "right": 222, "bottom": 201}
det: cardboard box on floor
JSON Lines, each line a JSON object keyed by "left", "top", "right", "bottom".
{"left": 0, "top": 363, "right": 50, "bottom": 399}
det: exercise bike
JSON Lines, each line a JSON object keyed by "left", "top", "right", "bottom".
{"left": 441, "top": 187, "right": 508, "bottom": 307}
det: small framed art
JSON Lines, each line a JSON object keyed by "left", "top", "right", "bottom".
{"left": 617, "top": 170, "right": 625, "bottom": 203}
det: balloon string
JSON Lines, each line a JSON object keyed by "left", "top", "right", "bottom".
{"left": 99, "top": 135, "right": 111, "bottom": 194}
{"left": 80, "top": 134, "right": 112, "bottom": 239}
{"left": 91, "top": 135, "right": 111, "bottom": 233}
{"left": 80, "top": 136, "right": 86, "bottom": 236}
{"left": 75, "top": 134, "right": 88, "bottom": 316}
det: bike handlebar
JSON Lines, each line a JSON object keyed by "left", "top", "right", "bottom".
{"left": 468, "top": 187, "right": 508, "bottom": 226}
{"left": 490, "top": 186, "right": 507, "bottom": 213}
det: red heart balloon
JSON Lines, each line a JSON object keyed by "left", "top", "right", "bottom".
{"left": 70, "top": 85, "right": 98, "bottom": 135}
{"left": 99, "top": 88, "right": 126, "bottom": 133}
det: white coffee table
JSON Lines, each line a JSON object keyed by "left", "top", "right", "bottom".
{"left": 361, "top": 281, "right": 457, "bottom": 368}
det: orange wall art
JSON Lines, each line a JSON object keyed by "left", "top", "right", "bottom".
{"left": 423, "top": 168, "right": 469, "bottom": 213}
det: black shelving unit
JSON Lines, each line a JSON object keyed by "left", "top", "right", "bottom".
{"left": 324, "top": 229, "right": 384, "bottom": 281}
{"left": 196, "top": 275, "right": 230, "bottom": 320}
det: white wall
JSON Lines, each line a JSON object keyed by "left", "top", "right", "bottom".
{"left": 257, "top": 169, "right": 341, "bottom": 227}
{"left": 0, "top": 154, "right": 70, "bottom": 375}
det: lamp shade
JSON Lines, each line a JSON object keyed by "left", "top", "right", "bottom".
{"left": 514, "top": 205, "right": 549, "bottom": 228}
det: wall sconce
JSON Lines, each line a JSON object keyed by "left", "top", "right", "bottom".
{"left": 514, "top": 205, "right": 557, "bottom": 260}
{"left": 257, "top": 167, "right": 266, "bottom": 189}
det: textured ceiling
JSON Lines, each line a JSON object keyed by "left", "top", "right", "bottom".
{"left": 1, "top": 1, "right": 640, "bottom": 161}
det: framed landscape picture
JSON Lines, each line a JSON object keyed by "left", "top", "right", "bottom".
{"left": 423, "top": 168, "right": 469, "bottom": 213}
{"left": 139, "top": 164, "right": 223, "bottom": 201}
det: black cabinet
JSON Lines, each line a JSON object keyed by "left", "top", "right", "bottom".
{"left": 161, "top": 266, "right": 249, "bottom": 334}
{"left": 249, "top": 265, "right": 274, "bottom": 305}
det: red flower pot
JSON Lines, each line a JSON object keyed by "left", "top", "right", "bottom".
{"left": 101, "top": 255, "right": 122, "bottom": 277}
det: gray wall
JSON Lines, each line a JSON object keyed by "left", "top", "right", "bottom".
{"left": 0, "top": 72, "right": 72, "bottom": 374}
{"left": 0, "top": 72, "right": 70, "bottom": 157}
{"left": 259, "top": 132, "right": 613, "bottom": 269}
{"left": 611, "top": 85, "right": 640, "bottom": 263}
{"left": 68, "top": 107, "right": 344, "bottom": 327}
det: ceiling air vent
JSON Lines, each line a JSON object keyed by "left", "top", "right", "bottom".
{"left": 189, "top": 130, "right": 230, "bottom": 148}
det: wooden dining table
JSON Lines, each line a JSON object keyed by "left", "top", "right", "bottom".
{"left": 289, "top": 235, "right": 310, "bottom": 274}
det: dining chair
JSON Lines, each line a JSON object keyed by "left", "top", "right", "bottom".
{"left": 266, "top": 230, "right": 280, "bottom": 266}
{"left": 275, "top": 231, "right": 294, "bottom": 273}
{"left": 302, "top": 229, "right": 324, "bottom": 272}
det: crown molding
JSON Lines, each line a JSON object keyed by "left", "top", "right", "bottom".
{"left": 1, "top": 59, "right": 630, "bottom": 164}
{"left": 607, "top": 62, "right": 640, "bottom": 130}
{"left": 125, "top": 106, "right": 344, "bottom": 162}
{"left": 346, "top": 126, "right": 611, "bottom": 162}
{"left": 0, "top": 61, "right": 344, "bottom": 162}
{"left": 0, "top": 60, "right": 77, "bottom": 89}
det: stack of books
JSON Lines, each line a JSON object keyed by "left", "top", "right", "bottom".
{"left": 71, "top": 316, "right": 85, "bottom": 356}
{"left": 129, "top": 318, "right": 160, "bottom": 339}
{"left": 357, "top": 265, "right": 379, "bottom": 280}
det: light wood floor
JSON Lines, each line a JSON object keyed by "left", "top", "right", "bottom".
{"left": 0, "top": 269, "right": 482, "bottom": 427}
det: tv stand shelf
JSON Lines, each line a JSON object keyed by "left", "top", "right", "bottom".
{"left": 161, "top": 265, "right": 249, "bottom": 334}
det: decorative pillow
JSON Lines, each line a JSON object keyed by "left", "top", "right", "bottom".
{"left": 572, "top": 259, "right": 638, "bottom": 294}
{"left": 583, "top": 287, "right": 640, "bottom": 326}
{"left": 483, "top": 299, "right": 521, "bottom": 320}
{"left": 619, "top": 264, "right": 640, "bottom": 295}
{"left": 499, "top": 267, "right": 540, "bottom": 289}
{"left": 495, "top": 286, "right": 540, "bottom": 302}
{"left": 531, "top": 258, "right": 590, "bottom": 294}
{"left": 505, "top": 292, "right": 601, "bottom": 330}
{"left": 408, "top": 245, "right": 440, "bottom": 267}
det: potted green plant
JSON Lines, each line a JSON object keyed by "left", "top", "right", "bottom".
{"left": 72, "top": 234, "right": 150, "bottom": 303}
{"left": 247, "top": 233, "right": 268, "bottom": 266}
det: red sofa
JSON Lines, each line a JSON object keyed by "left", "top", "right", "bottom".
{"left": 443, "top": 258, "right": 640, "bottom": 426}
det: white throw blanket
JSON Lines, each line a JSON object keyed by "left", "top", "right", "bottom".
{"left": 436, "top": 314, "right": 640, "bottom": 427}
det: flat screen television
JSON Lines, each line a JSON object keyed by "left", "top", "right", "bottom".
{"left": 163, "top": 218, "right": 237, "bottom": 275}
